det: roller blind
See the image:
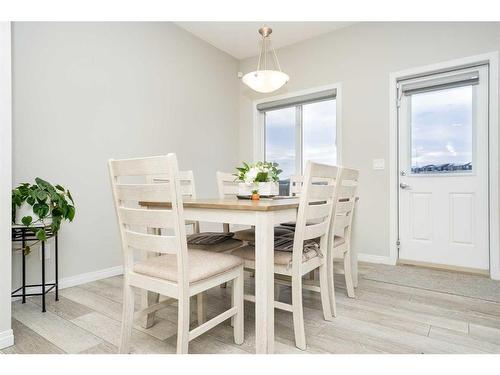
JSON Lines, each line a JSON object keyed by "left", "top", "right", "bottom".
{"left": 400, "top": 71, "right": 479, "bottom": 96}
{"left": 256, "top": 89, "right": 336, "bottom": 112}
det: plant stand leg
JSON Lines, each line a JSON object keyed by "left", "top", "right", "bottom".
{"left": 55, "top": 234, "right": 59, "bottom": 301}
{"left": 41, "top": 241, "right": 46, "bottom": 313}
{"left": 22, "top": 231, "right": 26, "bottom": 304}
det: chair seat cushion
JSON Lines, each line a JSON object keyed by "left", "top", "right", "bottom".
{"left": 234, "top": 226, "right": 295, "bottom": 242}
{"left": 188, "top": 238, "right": 243, "bottom": 252}
{"left": 279, "top": 219, "right": 323, "bottom": 229}
{"left": 133, "top": 249, "right": 243, "bottom": 283}
{"left": 231, "top": 245, "right": 320, "bottom": 267}
{"left": 187, "top": 232, "right": 234, "bottom": 245}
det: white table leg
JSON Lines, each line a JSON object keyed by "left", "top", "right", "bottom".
{"left": 254, "top": 212, "right": 275, "bottom": 354}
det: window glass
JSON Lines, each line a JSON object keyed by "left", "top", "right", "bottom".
{"left": 264, "top": 107, "right": 296, "bottom": 180}
{"left": 303, "top": 99, "right": 337, "bottom": 167}
{"left": 410, "top": 85, "right": 473, "bottom": 174}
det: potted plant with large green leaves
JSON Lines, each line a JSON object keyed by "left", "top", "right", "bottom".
{"left": 12, "top": 178, "right": 75, "bottom": 254}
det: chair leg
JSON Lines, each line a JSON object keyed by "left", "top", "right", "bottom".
{"left": 327, "top": 251, "right": 337, "bottom": 317}
{"left": 318, "top": 264, "right": 333, "bottom": 321}
{"left": 232, "top": 267, "right": 244, "bottom": 345}
{"left": 119, "top": 283, "right": 135, "bottom": 354}
{"left": 291, "top": 274, "right": 306, "bottom": 350}
{"left": 344, "top": 251, "right": 356, "bottom": 298}
{"left": 177, "top": 295, "right": 190, "bottom": 354}
{"left": 197, "top": 292, "right": 206, "bottom": 325}
{"left": 141, "top": 290, "right": 159, "bottom": 329}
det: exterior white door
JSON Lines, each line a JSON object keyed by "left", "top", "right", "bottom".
{"left": 398, "top": 65, "right": 489, "bottom": 270}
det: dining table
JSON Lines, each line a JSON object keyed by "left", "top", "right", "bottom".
{"left": 139, "top": 197, "right": 358, "bottom": 354}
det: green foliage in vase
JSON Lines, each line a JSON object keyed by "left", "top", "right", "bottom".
{"left": 12, "top": 178, "right": 75, "bottom": 255}
{"left": 234, "top": 161, "right": 282, "bottom": 184}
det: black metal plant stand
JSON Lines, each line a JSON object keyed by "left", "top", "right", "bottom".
{"left": 11, "top": 225, "right": 59, "bottom": 312}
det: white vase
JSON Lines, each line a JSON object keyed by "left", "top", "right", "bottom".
{"left": 238, "top": 182, "right": 279, "bottom": 197}
{"left": 15, "top": 202, "right": 52, "bottom": 225}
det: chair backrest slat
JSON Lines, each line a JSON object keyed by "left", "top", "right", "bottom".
{"left": 115, "top": 183, "right": 171, "bottom": 203}
{"left": 303, "top": 221, "right": 330, "bottom": 241}
{"left": 334, "top": 200, "right": 355, "bottom": 216}
{"left": 125, "top": 230, "right": 178, "bottom": 254}
{"left": 111, "top": 156, "right": 172, "bottom": 177}
{"left": 306, "top": 202, "right": 333, "bottom": 221}
{"left": 331, "top": 167, "right": 359, "bottom": 241}
{"left": 119, "top": 207, "right": 174, "bottom": 228}
{"left": 152, "top": 170, "right": 196, "bottom": 199}
{"left": 338, "top": 184, "right": 357, "bottom": 200}
{"left": 216, "top": 171, "right": 238, "bottom": 199}
{"left": 309, "top": 184, "right": 335, "bottom": 201}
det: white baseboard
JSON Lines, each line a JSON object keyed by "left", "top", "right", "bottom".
{"left": 0, "top": 329, "right": 14, "bottom": 349}
{"left": 358, "top": 253, "right": 395, "bottom": 265}
{"left": 58, "top": 265, "right": 123, "bottom": 289}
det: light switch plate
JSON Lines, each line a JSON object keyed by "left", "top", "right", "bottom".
{"left": 373, "top": 159, "right": 385, "bottom": 170}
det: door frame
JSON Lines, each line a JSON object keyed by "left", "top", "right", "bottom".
{"left": 389, "top": 52, "right": 500, "bottom": 279}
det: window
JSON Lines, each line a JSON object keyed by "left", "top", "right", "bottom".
{"left": 258, "top": 88, "right": 338, "bottom": 194}
{"left": 410, "top": 86, "right": 473, "bottom": 173}
{"left": 399, "top": 69, "right": 478, "bottom": 174}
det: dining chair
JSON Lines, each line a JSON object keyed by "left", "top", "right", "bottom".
{"left": 153, "top": 170, "right": 243, "bottom": 324}
{"left": 216, "top": 171, "right": 243, "bottom": 234}
{"left": 108, "top": 154, "right": 244, "bottom": 354}
{"left": 289, "top": 175, "right": 304, "bottom": 197}
{"left": 153, "top": 171, "right": 243, "bottom": 253}
{"left": 216, "top": 171, "right": 295, "bottom": 242}
{"left": 231, "top": 161, "right": 338, "bottom": 350}
{"left": 283, "top": 169, "right": 360, "bottom": 298}
{"left": 328, "top": 167, "right": 359, "bottom": 299}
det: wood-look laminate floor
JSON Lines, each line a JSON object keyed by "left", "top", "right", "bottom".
{"left": 4, "top": 263, "right": 500, "bottom": 354}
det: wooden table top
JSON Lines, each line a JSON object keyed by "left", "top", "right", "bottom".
{"left": 140, "top": 197, "right": 358, "bottom": 212}
{"left": 140, "top": 198, "right": 301, "bottom": 212}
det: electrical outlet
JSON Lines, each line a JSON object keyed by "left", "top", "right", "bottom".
{"left": 38, "top": 243, "right": 51, "bottom": 261}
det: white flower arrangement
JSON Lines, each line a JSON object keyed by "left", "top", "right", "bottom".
{"left": 234, "top": 162, "right": 282, "bottom": 197}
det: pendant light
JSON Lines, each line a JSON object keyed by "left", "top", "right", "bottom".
{"left": 241, "top": 26, "right": 289, "bottom": 93}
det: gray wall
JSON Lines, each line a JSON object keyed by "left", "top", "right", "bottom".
{"left": 12, "top": 22, "right": 239, "bottom": 286}
{"left": 238, "top": 22, "right": 500, "bottom": 262}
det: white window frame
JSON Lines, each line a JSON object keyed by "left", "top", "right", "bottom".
{"left": 389, "top": 52, "right": 500, "bottom": 280}
{"left": 253, "top": 83, "right": 342, "bottom": 173}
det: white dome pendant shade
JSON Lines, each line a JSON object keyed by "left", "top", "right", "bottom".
{"left": 241, "top": 27, "right": 289, "bottom": 93}
{"left": 242, "top": 70, "right": 290, "bottom": 94}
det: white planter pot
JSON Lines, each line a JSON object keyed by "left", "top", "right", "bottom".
{"left": 238, "top": 182, "right": 279, "bottom": 197}
{"left": 15, "top": 202, "right": 52, "bottom": 225}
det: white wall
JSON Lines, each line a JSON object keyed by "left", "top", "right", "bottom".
{"left": 0, "top": 22, "right": 13, "bottom": 349}
{"left": 12, "top": 22, "right": 240, "bottom": 287}
{"left": 238, "top": 22, "right": 500, "bottom": 263}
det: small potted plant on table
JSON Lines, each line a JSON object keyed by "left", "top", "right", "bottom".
{"left": 235, "top": 161, "right": 282, "bottom": 199}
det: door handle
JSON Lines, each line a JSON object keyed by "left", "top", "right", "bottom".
{"left": 399, "top": 182, "right": 411, "bottom": 190}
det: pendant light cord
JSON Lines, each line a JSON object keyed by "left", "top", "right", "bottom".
{"left": 255, "top": 28, "right": 283, "bottom": 73}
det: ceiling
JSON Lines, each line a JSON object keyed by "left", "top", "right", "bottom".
{"left": 175, "top": 22, "right": 354, "bottom": 60}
